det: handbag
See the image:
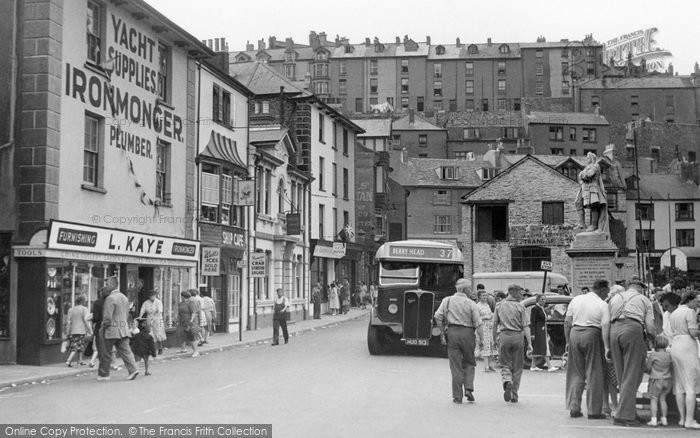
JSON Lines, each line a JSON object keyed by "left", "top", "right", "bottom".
{"left": 60, "top": 339, "right": 69, "bottom": 353}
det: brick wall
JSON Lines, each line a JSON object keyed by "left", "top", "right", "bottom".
{"left": 18, "top": 0, "right": 63, "bottom": 240}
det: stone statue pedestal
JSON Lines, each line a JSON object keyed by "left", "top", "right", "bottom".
{"left": 565, "top": 231, "right": 618, "bottom": 295}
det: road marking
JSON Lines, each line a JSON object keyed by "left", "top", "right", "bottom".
{"left": 216, "top": 381, "right": 246, "bottom": 391}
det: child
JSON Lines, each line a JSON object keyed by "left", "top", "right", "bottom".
{"left": 646, "top": 335, "right": 673, "bottom": 427}
{"left": 130, "top": 318, "right": 157, "bottom": 376}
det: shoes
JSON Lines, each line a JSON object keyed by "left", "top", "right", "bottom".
{"left": 191, "top": 352, "right": 200, "bottom": 358}
{"left": 197, "top": 341, "right": 204, "bottom": 346}
{"left": 88, "top": 361, "right": 95, "bottom": 368}
{"left": 530, "top": 366, "right": 544, "bottom": 371}
{"left": 464, "top": 390, "right": 475, "bottom": 402}
{"left": 145, "top": 371, "right": 151, "bottom": 376}
{"left": 78, "top": 362, "right": 86, "bottom": 366}
{"left": 96, "top": 376, "right": 110, "bottom": 381}
{"left": 570, "top": 411, "right": 583, "bottom": 418}
{"left": 646, "top": 419, "right": 657, "bottom": 427}
{"left": 157, "top": 348, "right": 163, "bottom": 355}
{"left": 452, "top": 398, "right": 462, "bottom": 404}
{"left": 660, "top": 417, "right": 667, "bottom": 426}
{"left": 110, "top": 365, "right": 121, "bottom": 371}
{"left": 284, "top": 339, "right": 289, "bottom": 344}
{"left": 65, "top": 362, "right": 72, "bottom": 367}
{"left": 271, "top": 342, "right": 279, "bottom": 346}
{"left": 127, "top": 371, "right": 139, "bottom": 381}
{"left": 503, "top": 381, "right": 512, "bottom": 402}
{"left": 510, "top": 396, "right": 518, "bottom": 403}
{"left": 588, "top": 414, "right": 606, "bottom": 420}
{"left": 612, "top": 418, "right": 640, "bottom": 427}
{"left": 548, "top": 366, "right": 559, "bottom": 372}
{"left": 685, "top": 421, "right": 700, "bottom": 429}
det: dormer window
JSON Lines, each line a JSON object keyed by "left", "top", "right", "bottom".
{"left": 468, "top": 44, "right": 478, "bottom": 55}
{"left": 436, "top": 45, "right": 445, "bottom": 55}
{"left": 481, "top": 168, "right": 498, "bottom": 180}
{"left": 284, "top": 52, "right": 295, "bottom": 63}
{"left": 256, "top": 54, "right": 270, "bottom": 63}
{"left": 438, "top": 166, "right": 459, "bottom": 180}
{"left": 344, "top": 44, "right": 354, "bottom": 54}
{"left": 499, "top": 44, "right": 510, "bottom": 54}
{"left": 315, "top": 51, "right": 328, "bottom": 61}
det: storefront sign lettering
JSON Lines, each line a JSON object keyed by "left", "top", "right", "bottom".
{"left": 509, "top": 225, "right": 576, "bottom": 247}
{"left": 250, "top": 252, "right": 267, "bottom": 277}
{"left": 222, "top": 230, "right": 245, "bottom": 248}
{"left": 56, "top": 228, "right": 97, "bottom": 247}
{"left": 201, "top": 247, "right": 220, "bottom": 276}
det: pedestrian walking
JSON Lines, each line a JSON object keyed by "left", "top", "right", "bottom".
{"left": 88, "top": 287, "right": 111, "bottom": 368}
{"left": 64, "top": 294, "right": 92, "bottom": 367}
{"left": 607, "top": 275, "right": 656, "bottom": 427}
{"left": 369, "top": 282, "right": 378, "bottom": 307}
{"left": 476, "top": 290, "right": 496, "bottom": 372}
{"left": 492, "top": 284, "right": 532, "bottom": 403}
{"left": 563, "top": 279, "right": 610, "bottom": 419}
{"left": 329, "top": 282, "right": 340, "bottom": 315}
{"left": 668, "top": 290, "right": 700, "bottom": 429}
{"left": 130, "top": 318, "right": 157, "bottom": 376}
{"left": 341, "top": 278, "right": 350, "bottom": 314}
{"left": 311, "top": 282, "right": 322, "bottom": 319}
{"left": 176, "top": 290, "right": 200, "bottom": 357}
{"left": 139, "top": 290, "right": 166, "bottom": 355}
{"left": 645, "top": 335, "right": 673, "bottom": 427}
{"left": 200, "top": 291, "right": 216, "bottom": 344}
{"left": 272, "top": 288, "right": 290, "bottom": 345}
{"left": 434, "top": 279, "right": 484, "bottom": 404}
{"left": 189, "top": 289, "right": 206, "bottom": 344}
{"left": 530, "top": 294, "right": 558, "bottom": 372}
{"left": 97, "top": 275, "right": 139, "bottom": 381}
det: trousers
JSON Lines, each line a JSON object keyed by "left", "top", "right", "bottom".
{"left": 610, "top": 319, "right": 647, "bottom": 422}
{"left": 447, "top": 326, "right": 476, "bottom": 401}
{"left": 273, "top": 318, "right": 288, "bottom": 344}
{"left": 498, "top": 330, "right": 524, "bottom": 397}
{"left": 566, "top": 326, "right": 605, "bottom": 414}
{"left": 97, "top": 330, "right": 138, "bottom": 377}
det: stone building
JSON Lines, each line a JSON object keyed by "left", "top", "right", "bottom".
{"left": 391, "top": 110, "right": 447, "bottom": 158}
{"left": 525, "top": 110, "right": 610, "bottom": 156}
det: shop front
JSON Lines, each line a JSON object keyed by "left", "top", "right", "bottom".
{"left": 310, "top": 240, "right": 345, "bottom": 314}
{"left": 199, "top": 224, "right": 246, "bottom": 334}
{"left": 13, "top": 220, "right": 199, "bottom": 365}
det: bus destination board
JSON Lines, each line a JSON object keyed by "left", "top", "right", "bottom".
{"left": 389, "top": 245, "right": 454, "bottom": 260}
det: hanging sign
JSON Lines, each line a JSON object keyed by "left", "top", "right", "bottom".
{"left": 201, "top": 247, "right": 221, "bottom": 276}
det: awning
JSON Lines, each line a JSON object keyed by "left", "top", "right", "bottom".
{"left": 200, "top": 131, "right": 246, "bottom": 168}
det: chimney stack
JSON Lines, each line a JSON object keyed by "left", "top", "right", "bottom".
{"left": 487, "top": 37, "right": 492, "bottom": 46}
{"left": 668, "top": 62, "right": 674, "bottom": 76}
{"left": 396, "top": 36, "right": 401, "bottom": 44}
{"left": 365, "top": 37, "right": 371, "bottom": 47}
{"left": 409, "top": 109, "right": 415, "bottom": 124}
{"left": 319, "top": 32, "right": 327, "bottom": 45}
{"left": 269, "top": 36, "right": 277, "bottom": 49}
{"left": 258, "top": 39, "right": 266, "bottom": 51}
{"left": 456, "top": 37, "right": 461, "bottom": 47}
{"left": 246, "top": 41, "right": 253, "bottom": 51}
{"left": 401, "top": 148, "right": 406, "bottom": 163}
{"left": 426, "top": 36, "right": 431, "bottom": 46}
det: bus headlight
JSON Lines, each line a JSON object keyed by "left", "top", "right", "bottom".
{"left": 388, "top": 304, "right": 398, "bottom": 314}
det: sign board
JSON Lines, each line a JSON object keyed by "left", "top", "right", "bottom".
{"left": 332, "top": 242, "right": 346, "bottom": 258}
{"left": 313, "top": 244, "right": 344, "bottom": 259}
{"left": 388, "top": 245, "right": 454, "bottom": 261}
{"left": 540, "top": 260, "right": 553, "bottom": 271}
{"left": 250, "top": 252, "right": 267, "bottom": 277}
{"left": 47, "top": 220, "right": 199, "bottom": 261}
{"left": 235, "top": 180, "right": 255, "bottom": 206}
{"left": 201, "top": 247, "right": 221, "bottom": 276}
{"left": 286, "top": 213, "right": 301, "bottom": 235}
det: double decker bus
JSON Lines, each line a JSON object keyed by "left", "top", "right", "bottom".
{"left": 368, "top": 239, "right": 463, "bottom": 355}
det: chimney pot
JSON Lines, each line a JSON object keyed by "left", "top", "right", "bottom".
{"left": 456, "top": 37, "right": 461, "bottom": 47}
{"left": 426, "top": 36, "right": 431, "bottom": 46}
{"left": 396, "top": 36, "right": 401, "bottom": 44}
{"left": 487, "top": 37, "right": 492, "bottom": 45}
{"left": 365, "top": 37, "right": 371, "bottom": 46}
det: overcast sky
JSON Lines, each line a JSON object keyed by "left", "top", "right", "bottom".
{"left": 145, "top": 0, "right": 699, "bottom": 74}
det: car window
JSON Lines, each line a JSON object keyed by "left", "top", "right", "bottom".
{"left": 546, "top": 302, "right": 568, "bottom": 321}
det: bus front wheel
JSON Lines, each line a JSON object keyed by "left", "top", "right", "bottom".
{"left": 367, "top": 323, "right": 388, "bottom": 355}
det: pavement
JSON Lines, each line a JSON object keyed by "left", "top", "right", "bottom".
{"left": 0, "top": 308, "right": 369, "bottom": 390}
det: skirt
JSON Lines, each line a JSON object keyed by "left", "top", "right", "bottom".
{"left": 480, "top": 319, "right": 495, "bottom": 356}
{"left": 671, "top": 335, "right": 700, "bottom": 395}
{"left": 68, "top": 334, "right": 87, "bottom": 353}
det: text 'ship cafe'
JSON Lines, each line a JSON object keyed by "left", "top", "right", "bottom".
{"left": 13, "top": 220, "right": 199, "bottom": 365}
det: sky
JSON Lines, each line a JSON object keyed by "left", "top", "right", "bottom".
{"left": 145, "top": 0, "right": 700, "bottom": 74}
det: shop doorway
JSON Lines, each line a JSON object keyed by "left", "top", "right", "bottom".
{"left": 136, "top": 266, "right": 154, "bottom": 314}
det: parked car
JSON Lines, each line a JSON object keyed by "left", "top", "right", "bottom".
{"left": 520, "top": 294, "right": 573, "bottom": 368}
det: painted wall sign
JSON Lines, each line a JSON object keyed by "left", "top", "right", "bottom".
{"left": 47, "top": 220, "right": 199, "bottom": 261}
{"left": 201, "top": 247, "right": 221, "bottom": 276}
{"left": 222, "top": 229, "right": 246, "bottom": 249}
{"left": 354, "top": 146, "right": 375, "bottom": 242}
{"left": 509, "top": 225, "right": 576, "bottom": 247}
{"left": 604, "top": 28, "right": 673, "bottom": 72}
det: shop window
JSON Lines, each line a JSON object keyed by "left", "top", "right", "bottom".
{"left": 86, "top": 0, "right": 102, "bottom": 64}
{"left": 512, "top": 247, "right": 551, "bottom": 271}
{"left": 156, "top": 140, "right": 171, "bottom": 205}
{"left": 542, "top": 201, "right": 564, "bottom": 225}
{"left": 476, "top": 204, "right": 508, "bottom": 242}
{"left": 83, "top": 113, "right": 103, "bottom": 188}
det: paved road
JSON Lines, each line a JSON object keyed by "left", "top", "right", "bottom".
{"left": 0, "top": 318, "right": 682, "bottom": 437}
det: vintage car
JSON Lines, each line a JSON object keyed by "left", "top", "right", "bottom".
{"left": 521, "top": 294, "right": 573, "bottom": 368}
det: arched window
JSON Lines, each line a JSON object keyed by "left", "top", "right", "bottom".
{"left": 499, "top": 44, "right": 510, "bottom": 54}
{"left": 436, "top": 45, "right": 445, "bottom": 55}
{"left": 315, "top": 50, "right": 328, "bottom": 60}
{"left": 468, "top": 44, "right": 478, "bottom": 55}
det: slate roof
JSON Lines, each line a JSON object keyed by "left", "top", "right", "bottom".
{"left": 351, "top": 118, "right": 392, "bottom": 138}
{"left": 520, "top": 41, "right": 603, "bottom": 49}
{"left": 390, "top": 158, "right": 486, "bottom": 188}
{"left": 527, "top": 111, "right": 609, "bottom": 126}
{"left": 428, "top": 43, "right": 522, "bottom": 59}
{"left": 628, "top": 173, "right": 700, "bottom": 200}
{"left": 579, "top": 77, "right": 695, "bottom": 89}
{"left": 331, "top": 42, "right": 430, "bottom": 58}
{"left": 249, "top": 127, "right": 289, "bottom": 145}
{"left": 393, "top": 113, "right": 445, "bottom": 131}
{"left": 228, "top": 62, "right": 309, "bottom": 96}
{"left": 504, "top": 154, "right": 590, "bottom": 167}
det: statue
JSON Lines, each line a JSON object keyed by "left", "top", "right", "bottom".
{"left": 575, "top": 152, "right": 610, "bottom": 237}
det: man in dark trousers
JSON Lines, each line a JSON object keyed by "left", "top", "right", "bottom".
{"left": 98, "top": 275, "right": 139, "bottom": 381}
{"left": 493, "top": 284, "right": 533, "bottom": 403}
{"left": 607, "top": 276, "right": 655, "bottom": 427}
{"left": 434, "top": 278, "right": 483, "bottom": 404}
{"left": 564, "top": 279, "right": 610, "bottom": 419}
{"left": 311, "top": 282, "right": 322, "bottom": 319}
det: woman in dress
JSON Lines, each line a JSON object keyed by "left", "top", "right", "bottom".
{"left": 530, "top": 294, "right": 557, "bottom": 372}
{"left": 176, "top": 290, "right": 200, "bottom": 357}
{"left": 669, "top": 290, "right": 700, "bottom": 429}
{"left": 476, "top": 290, "right": 496, "bottom": 372}
{"left": 139, "top": 290, "right": 166, "bottom": 355}
{"left": 65, "top": 294, "right": 92, "bottom": 367}
{"left": 329, "top": 282, "right": 340, "bottom": 315}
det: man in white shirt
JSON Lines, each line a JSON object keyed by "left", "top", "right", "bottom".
{"left": 564, "top": 279, "right": 610, "bottom": 420}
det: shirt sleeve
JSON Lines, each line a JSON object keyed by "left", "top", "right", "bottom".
{"left": 434, "top": 299, "right": 446, "bottom": 325}
{"left": 686, "top": 307, "right": 698, "bottom": 331}
{"left": 565, "top": 298, "right": 574, "bottom": 317}
{"left": 521, "top": 304, "right": 530, "bottom": 328}
{"left": 600, "top": 301, "right": 610, "bottom": 325}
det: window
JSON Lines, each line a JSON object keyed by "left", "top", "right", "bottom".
{"left": 222, "top": 91, "right": 231, "bottom": 126}
{"left": 332, "top": 163, "right": 337, "bottom": 195}
{"left": 497, "top": 98, "right": 506, "bottom": 111}
{"left": 417, "top": 97, "right": 424, "bottom": 112}
{"left": 318, "top": 114, "right": 326, "bottom": 142}
{"left": 370, "top": 78, "right": 378, "bottom": 94}
{"left": 264, "top": 169, "right": 271, "bottom": 214}
{"left": 512, "top": 247, "right": 551, "bottom": 271}
{"left": 433, "top": 190, "right": 451, "bottom": 205}
{"left": 419, "top": 135, "right": 427, "bottom": 146}
{"left": 536, "top": 81, "right": 544, "bottom": 95}
{"left": 155, "top": 140, "right": 170, "bottom": 203}
{"left": 550, "top": 148, "right": 564, "bottom": 155}
{"left": 582, "top": 128, "right": 597, "bottom": 142}
{"left": 591, "top": 95, "right": 600, "bottom": 107}
{"left": 465, "top": 62, "right": 474, "bottom": 76}
{"left": 513, "top": 98, "right": 521, "bottom": 111}
{"left": 433, "top": 81, "right": 442, "bottom": 97}
{"left": 449, "top": 99, "right": 457, "bottom": 111}
{"left": 401, "top": 78, "right": 409, "bottom": 94}
{"left": 463, "top": 128, "right": 480, "bottom": 139}
{"left": 212, "top": 85, "right": 220, "bottom": 122}
{"left": 355, "top": 98, "right": 363, "bottom": 113}
{"left": 339, "top": 79, "right": 347, "bottom": 95}
{"left": 277, "top": 178, "right": 285, "bottom": 215}
{"left": 676, "top": 203, "right": 694, "bottom": 220}
{"left": 536, "top": 49, "right": 543, "bottom": 58}
{"left": 586, "top": 61, "right": 594, "bottom": 75}
{"left": 650, "top": 146, "right": 660, "bottom": 162}
{"left": 542, "top": 202, "right": 564, "bottom": 224}
{"left": 386, "top": 97, "right": 394, "bottom": 108}
{"left": 369, "top": 97, "right": 378, "bottom": 106}
{"left": 606, "top": 190, "right": 617, "bottom": 209}
{"left": 583, "top": 148, "right": 597, "bottom": 156}
{"left": 318, "top": 157, "right": 325, "bottom": 191}
{"left": 319, "top": 204, "right": 325, "bottom": 239}
{"left": 689, "top": 151, "right": 696, "bottom": 162}
{"left": 562, "top": 81, "right": 569, "bottom": 94}
{"left": 83, "top": 114, "right": 101, "bottom": 186}
{"left": 468, "top": 44, "right": 478, "bottom": 55}
{"left": 434, "top": 101, "right": 443, "bottom": 111}
{"left": 284, "top": 52, "right": 295, "bottom": 63}
{"left": 561, "top": 61, "right": 569, "bottom": 75}
{"left": 482, "top": 99, "right": 489, "bottom": 112}
{"left": 316, "top": 51, "right": 327, "bottom": 61}
{"left": 498, "top": 61, "right": 506, "bottom": 75}
{"left": 314, "top": 81, "right": 329, "bottom": 95}
{"left": 313, "top": 63, "right": 329, "bottom": 77}
{"left": 401, "top": 97, "right": 409, "bottom": 109}
{"left": 434, "top": 63, "right": 442, "bottom": 78}
{"left": 498, "top": 79, "right": 506, "bottom": 95}
{"left": 440, "top": 166, "right": 458, "bottom": 180}
{"left": 343, "top": 210, "right": 349, "bottom": 227}
{"left": 157, "top": 43, "right": 170, "bottom": 101}
{"left": 569, "top": 127, "right": 576, "bottom": 141}
{"left": 561, "top": 49, "right": 568, "bottom": 58}
{"left": 481, "top": 168, "right": 498, "bottom": 180}
{"left": 549, "top": 126, "right": 563, "bottom": 141}
{"left": 436, "top": 45, "right": 445, "bottom": 55}
{"left": 342, "top": 168, "right": 349, "bottom": 199}
{"left": 465, "top": 99, "right": 474, "bottom": 112}
{"left": 676, "top": 229, "right": 695, "bottom": 247}
{"left": 401, "top": 59, "right": 408, "bottom": 73}
{"left": 499, "top": 44, "right": 510, "bottom": 54}
{"left": 342, "top": 128, "right": 349, "bottom": 155}
{"left": 339, "top": 61, "right": 347, "bottom": 75}
{"left": 86, "top": 1, "right": 102, "bottom": 64}
{"left": 476, "top": 205, "right": 508, "bottom": 242}
{"left": 465, "top": 80, "right": 474, "bottom": 94}
{"left": 434, "top": 215, "right": 452, "bottom": 234}
{"left": 635, "top": 229, "right": 655, "bottom": 251}
{"left": 370, "top": 59, "right": 378, "bottom": 75}
{"left": 502, "top": 127, "right": 518, "bottom": 139}
{"left": 536, "top": 62, "right": 544, "bottom": 75}
{"left": 454, "top": 151, "right": 468, "bottom": 160}
{"left": 201, "top": 164, "right": 219, "bottom": 222}
{"left": 284, "top": 64, "right": 296, "bottom": 78}
{"left": 665, "top": 95, "right": 675, "bottom": 114}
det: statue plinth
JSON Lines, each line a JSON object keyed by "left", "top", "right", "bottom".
{"left": 565, "top": 231, "right": 618, "bottom": 295}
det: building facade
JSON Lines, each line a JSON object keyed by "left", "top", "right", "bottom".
{"left": 525, "top": 110, "right": 610, "bottom": 156}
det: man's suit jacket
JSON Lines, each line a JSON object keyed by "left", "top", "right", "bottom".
{"left": 102, "top": 290, "right": 131, "bottom": 339}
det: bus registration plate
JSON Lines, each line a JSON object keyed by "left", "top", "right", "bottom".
{"left": 405, "top": 339, "right": 429, "bottom": 346}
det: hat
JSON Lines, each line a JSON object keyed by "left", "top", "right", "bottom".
{"left": 627, "top": 276, "right": 647, "bottom": 289}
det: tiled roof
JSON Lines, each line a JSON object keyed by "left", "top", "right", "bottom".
{"left": 351, "top": 118, "right": 392, "bottom": 137}
{"left": 528, "top": 111, "right": 609, "bottom": 126}
{"left": 438, "top": 111, "right": 522, "bottom": 127}
{"left": 579, "top": 77, "right": 694, "bottom": 89}
{"left": 228, "top": 62, "right": 310, "bottom": 96}
{"left": 393, "top": 113, "right": 445, "bottom": 131}
{"left": 391, "top": 158, "right": 486, "bottom": 187}
{"left": 629, "top": 174, "right": 700, "bottom": 199}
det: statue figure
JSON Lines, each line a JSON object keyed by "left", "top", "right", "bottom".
{"left": 575, "top": 152, "right": 610, "bottom": 237}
